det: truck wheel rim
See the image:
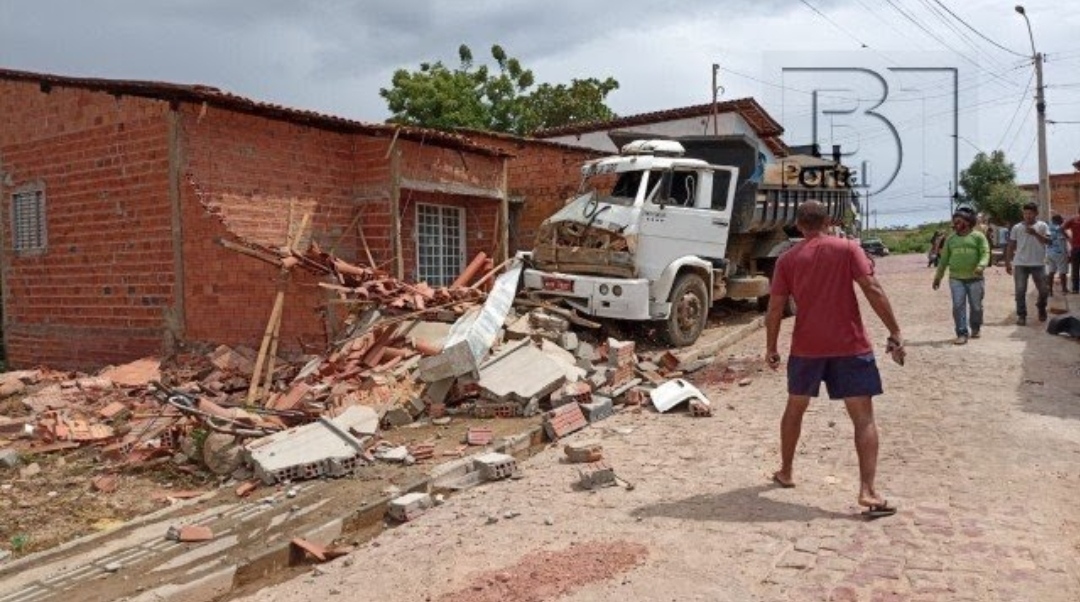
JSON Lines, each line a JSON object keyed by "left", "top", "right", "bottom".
{"left": 677, "top": 293, "right": 702, "bottom": 333}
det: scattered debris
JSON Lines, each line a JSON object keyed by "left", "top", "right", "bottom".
{"left": 387, "top": 492, "right": 434, "bottom": 522}
{"left": 650, "top": 379, "right": 711, "bottom": 413}
{"left": 564, "top": 440, "right": 603, "bottom": 464}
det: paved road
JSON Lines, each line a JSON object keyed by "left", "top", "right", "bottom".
{"left": 238, "top": 253, "right": 1080, "bottom": 602}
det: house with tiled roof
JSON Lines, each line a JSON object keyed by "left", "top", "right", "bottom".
{"left": 0, "top": 68, "right": 512, "bottom": 369}
{"left": 532, "top": 98, "right": 789, "bottom": 159}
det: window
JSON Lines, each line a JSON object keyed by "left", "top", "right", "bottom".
{"left": 12, "top": 189, "right": 46, "bottom": 253}
{"left": 416, "top": 204, "right": 465, "bottom": 286}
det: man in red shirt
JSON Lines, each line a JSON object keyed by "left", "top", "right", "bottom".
{"left": 1062, "top": 213, "right": 1080, "bottom": 293}
{"left": 765, "top": 201, "right": 905, "bottom": 519}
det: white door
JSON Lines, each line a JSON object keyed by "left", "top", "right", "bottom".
{"left": 416, "top": 204, "right": 465, "bottom": 286}
{"left": 636, "top": 167, "right": 736, "bottom": 279}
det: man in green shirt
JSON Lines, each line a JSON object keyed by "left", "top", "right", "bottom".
{"left": 933, "top": 207, "right": 991, "bottom": 345}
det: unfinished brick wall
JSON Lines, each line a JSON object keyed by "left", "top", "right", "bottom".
{"left": 180, "top": 106, "right": 384, "bottom": 354}
{"left": 465, "top": 133, "right": 601, "bottom": 251}
{"left": 0, "top": 81, "right": 174, "bottom": 369}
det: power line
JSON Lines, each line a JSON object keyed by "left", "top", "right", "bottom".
{"left": 797, "top": 0, "right": 872, "bottom": 49}
{"left": 928, "top": 0, "right": 1027, "bottom": 57}
{"left": 881, "top": 0, "right": 1019, "bottom": 90}
{"left": 995, "top": 68, "right": 1037, "bottom": 151}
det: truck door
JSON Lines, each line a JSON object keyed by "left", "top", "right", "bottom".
{"left": 636, "top": 166, "right": 737, "bottom": 278}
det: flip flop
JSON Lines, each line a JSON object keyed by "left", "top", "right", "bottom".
{"left": 860, "top": 502, "right": 898, "bottom": 520}
{"left": 771, "top": 473, "right": 795, "bottom": 489}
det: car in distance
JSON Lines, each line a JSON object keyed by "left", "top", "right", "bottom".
{"left": 860, "top": 238, "right": 890, "bottom": 257}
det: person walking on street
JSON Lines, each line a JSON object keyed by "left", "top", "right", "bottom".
{"left": 927, "top": 230, "right": 945, "bottom": 268}
{"left": 1006, "top": 201, "right": 1050, "bottom": 325}
{"left": 1046, "top": 214, "right": 1069, "bottom": 294}
{"left": 1062, "top": 212, "right": 1080, "bottom": 293}
{"left": 933, "top": 207, "right": 990, "bottom": 345}
{"left": 765, "top": 200, "right": 905, "bottom": 519}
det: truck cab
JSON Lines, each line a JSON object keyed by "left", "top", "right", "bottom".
{"left": 521, "top": 136, "right": 851, "bottom": 346}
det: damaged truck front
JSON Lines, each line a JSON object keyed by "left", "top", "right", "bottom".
{"left": 520, "top": 136, "right": 853, "bottom": 346}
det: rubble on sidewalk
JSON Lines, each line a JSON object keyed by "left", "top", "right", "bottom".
{"left": 0, "top": 233, "right": 741, "bottom": 504}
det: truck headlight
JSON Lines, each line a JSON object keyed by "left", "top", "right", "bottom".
{"left": 612, "top": 285, "right": 623, "bottom": 297}
{"left": 599, "top": 284, "right": 610, "bottom": 295}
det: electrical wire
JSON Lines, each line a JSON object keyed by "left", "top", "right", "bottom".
{"left": 797, "top": 0, "right": 872, "bottom": 49}
{"left": 928, "top": 0, "right": 1027, "bottom": 57}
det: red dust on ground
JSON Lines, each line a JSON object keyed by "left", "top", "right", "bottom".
{"left": 435, "top": 540, "right": 649, "bottom": 602}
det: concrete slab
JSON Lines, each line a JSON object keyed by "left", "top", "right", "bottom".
{"left": 478, "top": 343, "right": 566, "bottom": 404}
{"left": 245, "top": 410, "right": 369, "bottom": 484}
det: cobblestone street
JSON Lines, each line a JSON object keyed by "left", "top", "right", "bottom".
{"left": 241, "top": 253, "right": 1080, "bottom": 602}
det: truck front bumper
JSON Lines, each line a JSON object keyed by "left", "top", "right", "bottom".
{"left": 522, "top": 269, "right": 655, "bottom": 320}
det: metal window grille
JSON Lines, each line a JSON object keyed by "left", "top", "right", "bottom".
{"left": 416, "top": 204, "right": 464, "bottom": 286}
{"left": 12, "top": 190, "right": 46, "bottom": 253}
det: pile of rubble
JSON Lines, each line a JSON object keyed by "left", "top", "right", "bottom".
{"left": 0, "top": 246, "right": 733, "bottom": 497}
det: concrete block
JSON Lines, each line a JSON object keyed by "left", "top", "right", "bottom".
{"left": 473, "top": 452, "right": 518, "bottom": 481}
{"left": 0, "top": 448, "right": 20, "bottom": 469}
{"left": 417, "top": 339, "right": 477, "bottom": 383}
{"left": 245, "top": 410, "right": 367, "bottom": 484}
{"left": 543, "top": 403, "right": 588, "bottom": 440}
{"left": 558, "top": 331, "right": 579, "bottom": 351}
{"left": 381, "top": 406, "right": 413, "bottom": 428}
{"left": 529, "top": 311, "right": 569, "bottom": 333}
{"left": 580, "top": 396, "right": 614, "bottom": 422}
{"left": 387, "top": 492, "right": 434, "bottom": 522}
{"left": 478, "top": 343, "right": 566, "bottom": 404}
{"left": 575, "top": 341, "right": 597, "bottom": 362}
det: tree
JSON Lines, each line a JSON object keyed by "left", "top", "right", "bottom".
{"left": 380, "top": 44, "right": 619, "bottom": 135}
{"left": 958, "top": 150, "right": 1017, "bottom": 222}
{"left": 981, "top": 181, "right": 1025, "bottom": 225}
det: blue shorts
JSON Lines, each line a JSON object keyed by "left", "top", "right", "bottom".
{"left": 787, "top": 354, "right": 883, "bottom": 399}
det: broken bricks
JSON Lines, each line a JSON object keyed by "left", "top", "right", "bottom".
{"left": 564, "top": 440, "right": 603, "bottom": 464}
{"left": 576, "top": 461, "right": 617, "bottom": 490}
{"left": 542, "top": 403, "right": 588, "bottom": 441}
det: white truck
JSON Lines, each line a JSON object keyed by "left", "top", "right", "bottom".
{"left": 519, "top": 135, "right": 853, "bottom": 346}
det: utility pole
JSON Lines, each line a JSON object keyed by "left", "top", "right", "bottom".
{"left": 1034, "top": 51, "right": 1050, "bottom": 217}
{"left": 1017, "top": 5, "right": 1051, "bottom": 218}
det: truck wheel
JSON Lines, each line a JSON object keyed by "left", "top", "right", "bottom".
{"left": 664, "top": 273, "right": 708, "bottom": 347}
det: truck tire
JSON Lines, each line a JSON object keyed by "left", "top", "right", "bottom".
{"left": 664, "top": 273, "right": 708, "bottom": 347}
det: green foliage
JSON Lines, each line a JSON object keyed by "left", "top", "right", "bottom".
{"left": 982, "top": 182, "right": 1025, "bottom": 225}
{"left": 958, "top": 151, "right": 1018, "bottom": 222}
{"left": 867, "top": 221, "right": 950, "bottom": 254}
{"left": 380, "top": 44, "right": 619, "bottom": 135}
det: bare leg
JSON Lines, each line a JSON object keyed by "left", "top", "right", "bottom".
{"left": 843, "top": 396, "right": 883, "bottom": 507}
{"left": 775, "top": 395, "right": 810, "bottom": 486}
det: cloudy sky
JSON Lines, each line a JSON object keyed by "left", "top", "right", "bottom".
{"left": 2, "top": 0, "right": 1078, "bottom": 226}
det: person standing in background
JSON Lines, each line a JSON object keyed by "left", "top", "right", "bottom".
{"left": 1046, "top": 214, "right": 1069, "bottom": 294}
{"left": 1006, "top": 202, "right": 1050, "bottom": 325}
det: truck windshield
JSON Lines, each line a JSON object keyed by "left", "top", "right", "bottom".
{"left": 580, "top": 170, "right": 643, "bottom": 206}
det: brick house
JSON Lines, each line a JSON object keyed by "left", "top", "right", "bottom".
{"left": 0, "top": 68, "right": 511, "bottom": 370}
{"left": 1020, "top": 163, "right": 1080, "bottom": 218}
{"left": 462, "top": 98, "right": 789, "bottom": 253}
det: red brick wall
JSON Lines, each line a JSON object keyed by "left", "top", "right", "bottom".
{"left": 180, "top": 105, "right": 386, "bottom": 353}
{"left": 0, "top": 81, "right": 173, "bottom": 369}
{"left": 464, "top": 134, "right": 601, "bottom": 251}
{"left": 398, "top": 191, "right": 500, "bottom": 284}
{"left": 1049, "top": 173, "right": 1080, "bottom": 217}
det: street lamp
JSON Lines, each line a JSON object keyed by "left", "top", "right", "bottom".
{"left": 1016, "top": 5, "right": 1051, "bottom": 218}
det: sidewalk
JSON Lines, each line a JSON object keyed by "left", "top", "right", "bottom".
{"left": 234, "top": 254, "right": 1080, "bottom": 602}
